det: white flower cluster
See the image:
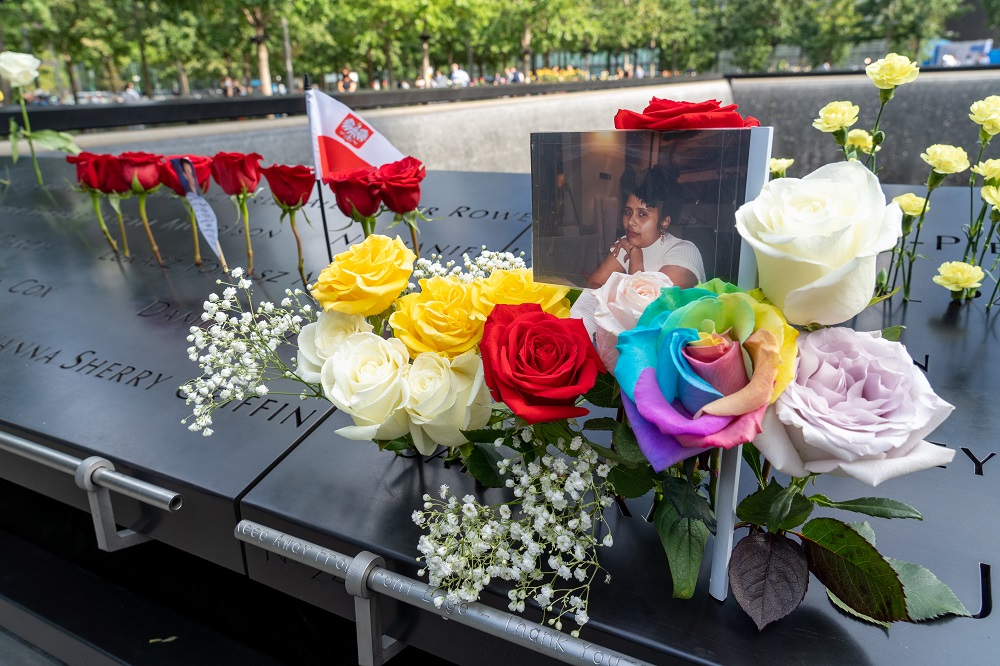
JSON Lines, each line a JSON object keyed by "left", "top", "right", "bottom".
{"left": 179, "top": 269, "right": 321, "bottom": 434}
{"left": 413, "top": 442, "right": 613, "bottom": 634}
{"left": 411, "top": 247, "right": 527, "bottom": 285}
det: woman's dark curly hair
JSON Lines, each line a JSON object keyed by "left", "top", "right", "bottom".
{"left": 620, "top": 165, "right": 682, "bottom": 222}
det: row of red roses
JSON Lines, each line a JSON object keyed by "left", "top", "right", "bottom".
{"left": 67, "top": 151, "right": 426, "bottom": 278}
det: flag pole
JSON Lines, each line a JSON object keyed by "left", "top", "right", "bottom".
{"left": 304, "top": 73, "right": 334, "bottom": 265}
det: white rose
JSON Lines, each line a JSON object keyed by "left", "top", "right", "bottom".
{"left": 754, "top": 328, "right": 955, "bottom": 486}
{"left": 735, "top": 161, "right": 901, "bottom": 326}
{"left": 296, "top": 311, "right": 373, "bottom": 383}
{"left": 571, "top": 271, "right": 673, "bottom": 372}
{"left": 404, "top": 351, "right": 491, "bottom": 455}
{"left": 321, "top": 332, "right": 409, "bottom": 441}
{"left": 0, "top": 51, "right": 41, "bottom": 88}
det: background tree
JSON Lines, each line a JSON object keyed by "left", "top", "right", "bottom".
{"left": 790, "top": 0, "right": 863, "bottom": 68}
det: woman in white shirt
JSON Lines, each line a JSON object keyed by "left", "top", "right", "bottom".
{"left": 587, "top": 165, "right": 705, "bottom": 289}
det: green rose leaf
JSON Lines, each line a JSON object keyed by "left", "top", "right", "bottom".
{"left": 461, "top": 427, "right": 504, "bottom": 445}
{"left": 850, "top": 521, "right": 877, "bottom": 546}
{"left": 29, "top": 129, "right": 80, "bottom": 153}
{"left": 737, "top": 479, "right": 813, "bottom": 531}
{"left": 566, "top": 287, "right": 583, "bottom": 306}
{"left": 809, "top": 494, "right": 922, "bottom": 520}
{"left": 654, "top": 500, "right": 710, "bottom": 599}
{"left": 729, "top": 532, "right": 809, "bottom": 630}
{"left": 462, "top": 442, "right": 505, "bottom": 488}
{"left": 582, "top": 417, "right": 617, "bottom": 431}
{"left": 827, "top": 589, "right": 890, "bottom": 628}
{"left": 742, "top": 443, "right": 766, "bottom": 488}
{"left": 880, "top": 325, "right": 905, "bottom": 342}
{"left": 583, "top": 372, "right": 621, "bottom": 408}
{"left": 801, "top": 517, "right": 909, "bottom": 622}
{"left": 611, "top": 421, "right": 648, "bottom": 467}
{"left": 888, "top": 558, "right": 971, "bottom": 621}
{"left": 662, "top": 477, "right": 716, "bottom": 532}
{"left": 607, "top": 463, "right": 655, "bottom": 498}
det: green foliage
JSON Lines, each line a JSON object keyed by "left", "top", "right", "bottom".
{"left": 461, "top": 442, "right": 506, "bottom": 488}
{"left": 809, "top": 494, "right": 922, "bottom": 520}
{"left": 737, "top": 479, "right": 813, "bottom": 532}
{"left": 606, "top": 463, "right": 654, "bottom": 498}
{"left": 800, "top": 517, "right": 909, "bottom": 623}
{"left": 654, "top": 499, "right": 710, "bottom": 599}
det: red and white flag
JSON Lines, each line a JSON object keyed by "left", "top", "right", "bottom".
{"left": 306, "top": 88, "right": 404, "bottom": 180}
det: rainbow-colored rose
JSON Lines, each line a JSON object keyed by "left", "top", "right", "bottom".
{"left": 614, "top": 280, "right": 797, "bottom": 471}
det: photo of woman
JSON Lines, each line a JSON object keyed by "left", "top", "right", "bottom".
{"left": 586, "top": 165, "right": 705, "bottom": 289}
{"left": 530, "top": 128, "right": 772, "bottom": 290}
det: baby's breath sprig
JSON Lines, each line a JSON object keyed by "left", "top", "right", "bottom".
{"left": 179, "top": 267, "right": 322, "bottom": 435}
{"left": 413, "top": 437, "right": 614, "bottom": 635}
{"left": 411, "top": 247, "right": 527, "bottom": 285}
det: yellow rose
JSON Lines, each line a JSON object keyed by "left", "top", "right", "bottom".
{"left": 390, "top": 276, "right": 485, "bottom": 358}
{"left": 973, "top": 159, "right": 1000, "bottom": 185}
{"left": 865, "top": 53, "right": 919, "bottom": 89}
{"left": 310, "top": 234, "right": 415, "bottom": 317}
{"left": 891, "top": 193, "right": 928, "bottom": 217}
{"left": 769, "top": 158, "right": 794, "bottom": 174}
{"left": 921, "top": 144, "right": 970, "bottom": 175}
{"left": 845, "top": 129, "right": 879, "bottom": 154}
{"left": 812, "top": 101, "right": 859, "bottom": 132}
{"left": 983, "top": 185, "right": 1000, "bottom": 210}
{"left": 933, "top": 262, "right": 984, "bottom": 291}
{"left": 970, "top": 96, "right": 1000, "bottom": 137}
{"left": 471, "top": 268, "right": 571, "bottom": 318}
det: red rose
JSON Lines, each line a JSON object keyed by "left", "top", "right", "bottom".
{"left": 377, "top": 156, "right": 425, "bottom": 214}
{"left": 66, "top": 152, "right": 130, "bottom": 194}
{"left": 614, "top": 98, "right": 760, "bottom": 130}
{"left": 160, "top": 155, "right": 213, "bottom": 196}
{"left": 119, "top": 151, "right": 163, "bottom": 192}
{"left": 66, "top": 152, "right": 100, "bottom": 190}
{"left": 481, "top": 303, "right": 606, "bottom": 424}
{"left": 210, "top": 152, "right": 263, "bottom": 196}
{"left": 324, "top": 167, "right": 382, "bottom": 218}
{"left": 261, "top": 164, "right": 315, "bottom": 210}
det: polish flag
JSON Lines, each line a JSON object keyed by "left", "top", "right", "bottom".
{"left": 306, "top": 88, "right": 404, "bottom": 179}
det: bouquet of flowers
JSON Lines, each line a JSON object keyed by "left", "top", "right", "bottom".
{"left": 181, "top": 91, "right": 970, "bottom": 635}
{"left": 804, "top": 53, "right": 999, "bottom": 304}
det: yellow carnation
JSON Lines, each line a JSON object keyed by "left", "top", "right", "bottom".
{"left": 983, "top": 185, "right": 1000, "bottom": 210}
{"left": 769, "top": 158, "right": 794, "bottom": 174}
{"left": 471, "top": 268, "right": 571, "bottom": 318}
{"left": 389, "top": 276, "right": 485, "bottom": 358}
{"left": 933, "top": 262, "right": 984, "bottom": 291}
{"left": 310, "top": 234, "right": 415, "bottom": 317}
{"left": 812, "top": 101, "right": 859, "bottom": 132}
{"left": 973, "top": 159, "right": 1000, "bottom": 185}
{"left": 865, "top": 53, "right": 919, "bottom": 89}
{"left": 892, "top": 193, "right": 928, "bottom": 217}
{"left": 921, "top": 144, "right": 970, "bottom": 174}
{"left": 970, "top": 96, "right": 1000, "bottom": 137}
{"left": 846, "top": 129, "right": 878, "bottom": 154}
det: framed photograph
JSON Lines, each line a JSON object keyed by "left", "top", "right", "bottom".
{"left": 530, "top": 128, "right": 773, "bottom": 291}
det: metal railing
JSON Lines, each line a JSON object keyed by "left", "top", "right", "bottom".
{"left": 235, "top": 519, "right": 654, "bottom": 666}
{"left": 0, "top": 429, "right": 183, "bottom": 550}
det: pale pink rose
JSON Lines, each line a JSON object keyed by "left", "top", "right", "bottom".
{"left": 571, "top": 271, "right": 674, "bottom": 372}
{"left": 754, "top": 327, "right": 955, "bottom": 486}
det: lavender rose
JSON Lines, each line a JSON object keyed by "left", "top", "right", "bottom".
{"left": 754, "top": 327, "right": 955, "bottom": 486}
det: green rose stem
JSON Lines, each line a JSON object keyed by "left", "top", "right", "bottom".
{"left": 137, "top": 192, "right": 164, "bottom": 266}
{"left": 410, "top": 222, "right": 421, "bottom": 259}
{"left": 707, "top": 448, "right": 721, "bottom": 510}
{"left": 109, "top": 196, "right": 130, "bottom": 257}
{"left": 888, "top": 214, "right": 914, "bottom": 294}
{"left": 183, "top": 199, "right": 202, "bottom": 265}
{"left": 89, "top": 191, "right": 118, "bottom": 253}
{"left": 902, "top": 176, "right": 941, "bottom": 301}
{"left": 864, "top": 89, "right": 893, "bottom": 172}
{"left": 239, "top": 195, "right": 254, "bottom": 275}
{"left": 288, "top": 208, "right": 306, "bottom": 286}
{"left": 17, "top": 89, "right": 43, "bottom": 187}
